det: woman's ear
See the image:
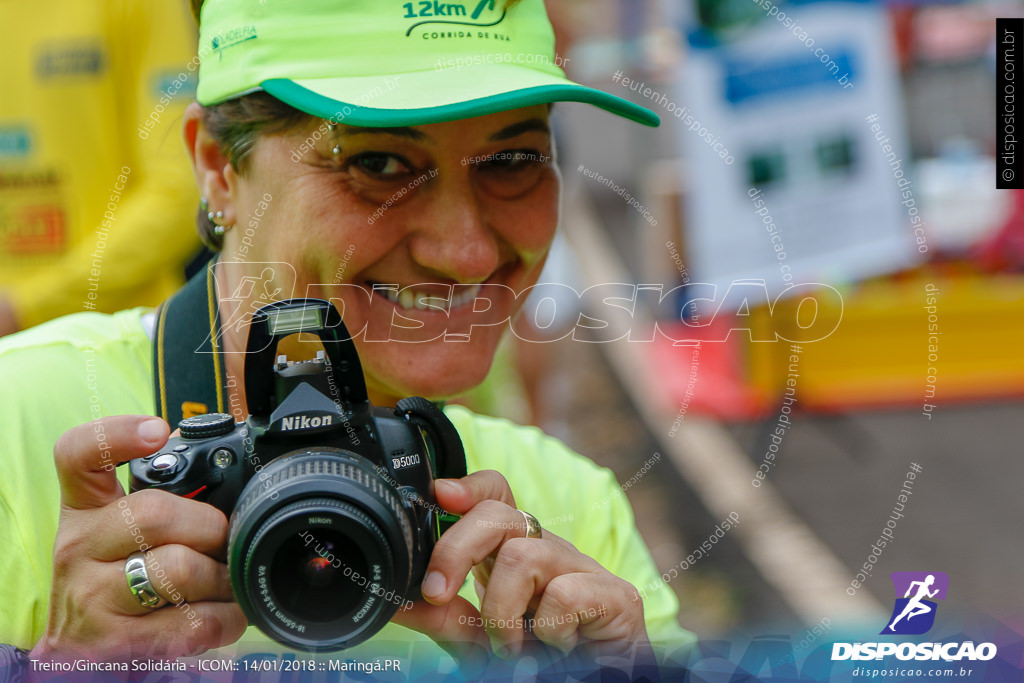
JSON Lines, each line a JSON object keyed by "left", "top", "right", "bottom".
{"left": 183, "top": 101, "right": 239, "bottom": 226}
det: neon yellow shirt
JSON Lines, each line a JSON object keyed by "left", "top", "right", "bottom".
{"left": 0, "top": 307, "right": 691, "bottom": 662}
{"left": 0, "top": 1, "right": 201, "bottom": 329}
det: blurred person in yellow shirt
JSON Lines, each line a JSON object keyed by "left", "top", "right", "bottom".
{"left": 0, "top": 0, "right": 202, "bottom": 336}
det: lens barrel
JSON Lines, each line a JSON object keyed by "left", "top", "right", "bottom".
{"left": 228, "top": 450, "right": 414, "bottom": 651}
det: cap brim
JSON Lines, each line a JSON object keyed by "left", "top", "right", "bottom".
{"left": 261, "top": 63, "right": 660, "bottom": 128}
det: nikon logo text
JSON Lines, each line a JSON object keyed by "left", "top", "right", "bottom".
{"left": 280, "top": 415, "right": 333, "bottom": 431}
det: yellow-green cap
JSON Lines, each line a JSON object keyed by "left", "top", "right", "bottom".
{"left": 196, "top": 0, "right": 660, "bottom": 127}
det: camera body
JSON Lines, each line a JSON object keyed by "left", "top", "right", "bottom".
{"left": 130, "top": 299, "right": 465, "bottom": 651}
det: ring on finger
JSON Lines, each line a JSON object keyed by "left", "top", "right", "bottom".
{"left": 125, "top": 551, "right": 167, "bottom": 609}
{"left": 518, "top": 510, "right": 542, "bottom": 539}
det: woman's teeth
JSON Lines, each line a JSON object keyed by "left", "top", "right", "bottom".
{"left": 377, "top": 284, "right": 483, "bottom": 311}
{"left": 450, "top": 284, "right": 483, "bottom": 309}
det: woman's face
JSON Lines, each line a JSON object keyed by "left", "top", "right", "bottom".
{"left": 198, "top": 104, "right": 559, "bottom": 404}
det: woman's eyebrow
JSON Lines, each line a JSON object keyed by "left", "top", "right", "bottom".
{"left": 337, "top": 126, "right": 429, "bottom": 141}
{"left": 335, "top": 118, "right": 550, "bottom": 142}
{"left": 489, "top": 118, "right": 550, "bottom": 141}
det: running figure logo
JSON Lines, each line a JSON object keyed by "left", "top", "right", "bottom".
{"left": 219, "top": 267, "right": 283, "bottom": 337}
{"left": 197, "top": 262, "right": 296, "bottom": 354}
{"left": 881, "top": 571, "right": 949, "bottom": 635}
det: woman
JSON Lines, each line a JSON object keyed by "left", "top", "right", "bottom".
{"left": 0, "top": 0, "right": 689, "bottom": 674}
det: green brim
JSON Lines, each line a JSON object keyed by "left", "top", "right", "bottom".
{"left": 261, "top": 63, "right": 660, "bottom": 128}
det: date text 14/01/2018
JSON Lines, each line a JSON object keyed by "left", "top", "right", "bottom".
{"left": 221, "top": 657, "right": 402, "bottom": 673}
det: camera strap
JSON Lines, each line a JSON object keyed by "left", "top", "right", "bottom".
{"left": 152, "top": 263, "right": 228, "bottom": 427}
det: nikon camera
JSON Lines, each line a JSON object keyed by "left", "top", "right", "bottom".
{"left": 130, "top": 299, "right": 465, "bottom": 651}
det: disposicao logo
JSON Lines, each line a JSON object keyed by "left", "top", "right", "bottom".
{"left": 882, "top": 571, "right": 948, "bottom": 635}
{"left": 832, "top": 572, "right": 997, "bottom": 663}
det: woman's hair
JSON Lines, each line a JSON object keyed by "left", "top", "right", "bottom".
{"left": 195, "top": 94, "right": 311, "bottom": 249}
{"left": 190, "top": 0, "right": 525, "bottom": 249}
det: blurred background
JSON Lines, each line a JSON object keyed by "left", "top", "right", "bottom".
{"left": 2, "top": 0, "right": 1022, "bottom": 650}
{"left": 480, "top": 0, "right": 1024, "bottom": 644}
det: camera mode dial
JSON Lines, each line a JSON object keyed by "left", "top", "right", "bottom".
{"left": 180, "top": 412, "right": 236, "bottom": 439}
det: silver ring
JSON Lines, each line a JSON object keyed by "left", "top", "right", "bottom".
{"left": 518, "top": 510, "right": 543, "bottom": 539}
{"left": 125, "top": 552, "right": 167, "bottom": 609}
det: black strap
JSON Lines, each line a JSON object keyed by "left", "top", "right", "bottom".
{"left": 153, "top": 263, "right": 228, "bottom": 427}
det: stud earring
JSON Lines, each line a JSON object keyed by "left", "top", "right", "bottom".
{"left": 332, "top": 145, "right": 341, "bottom": 156}
{"left": 207, "top": 209, "right": 232, "bottom": 236}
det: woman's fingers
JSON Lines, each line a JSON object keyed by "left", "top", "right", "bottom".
{"left": 391, "top": 596, "right": 491, "bottom": 676}
{"left": 109, "top": 601, "right": 248, "bottom": 661}
{"left": 112, "top": 544, "right": 235, "bottom": 616}
{"left": 84, "top": 489, "right": 230, "bottom": 561}
{"left": 54, "top": 416, "right": 169, "bottom": 510}
{"left": 479, "top": 538, "right": 602, "bottom": 656}
{"left": 35, "top": 415, "right": 247, "bottom": 661}
{"left": 414, "top": 470, "right": 652, "bottom": 663}
{"left": 532, "top": 573, "right": 646, "bottom": 655}
{"left": 38, "top": 546, "right": 246, "bottom": 662}
{"left": 433, "top": 470, "right": 517, "bottom": 515}
{"left": 421, "top": 499, "right": 535, "bottom": 604}
{"left": 161, "top": 601, "right": 248, "bottom": 658}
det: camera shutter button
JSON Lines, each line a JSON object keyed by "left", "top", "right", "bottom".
{"left": 152, "top": 453, "right": 179, "bottom": 471}
{"left": 148, "top": 453, "right": 183, "bottom": 480}
{"left": 179, "top": 413, "right": 236, "bottom": 439}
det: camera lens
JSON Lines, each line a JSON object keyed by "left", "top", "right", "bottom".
{"left": 271, "top": 526, "right": 369, "bottom": 622}
{"left": 228, "top": 450, "right": 416, "bottom": 651}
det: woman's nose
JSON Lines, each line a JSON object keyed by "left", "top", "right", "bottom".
{"left": 405, "top": 175, "right": 502, "bottom": 283}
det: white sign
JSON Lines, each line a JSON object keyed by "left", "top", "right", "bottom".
{"left": 677, "top": 1, "right": 920, "bottom": 306}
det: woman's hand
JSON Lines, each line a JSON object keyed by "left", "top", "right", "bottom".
{"left": 393, "top": 470, "right": 650, "bottom": 666}
{"left": 31, "top": 416, "right": 247, "bottom": 661}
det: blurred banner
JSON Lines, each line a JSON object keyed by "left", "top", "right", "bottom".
{"left": 677, "top": 0, "right": 921, "bottom": 305}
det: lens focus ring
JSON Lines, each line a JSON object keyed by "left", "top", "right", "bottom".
{"left": 230, "top": 450, "right": 413, "bottom": 555}
{"left": 227, "top": 450, "right": 416, "bottom": 652}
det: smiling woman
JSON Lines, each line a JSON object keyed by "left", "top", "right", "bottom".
{"left": 197, "top": 104, "right": 561, "bottom": 404}
{"left": 0, "top": 0, "right": 691, "bottom": 677}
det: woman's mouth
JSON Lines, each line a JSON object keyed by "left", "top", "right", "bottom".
{"left": 365, "top": 281, "right": 484, "bottom": 312}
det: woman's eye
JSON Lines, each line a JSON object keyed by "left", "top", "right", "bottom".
{"left": 349, "top": 153, "right": 411, "bottom": 177}
{"left": 480, "top": 149, "right": 549, "bottom": 171}
{"left": 473, "top": 148, "right": 550, "bottom": 199}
